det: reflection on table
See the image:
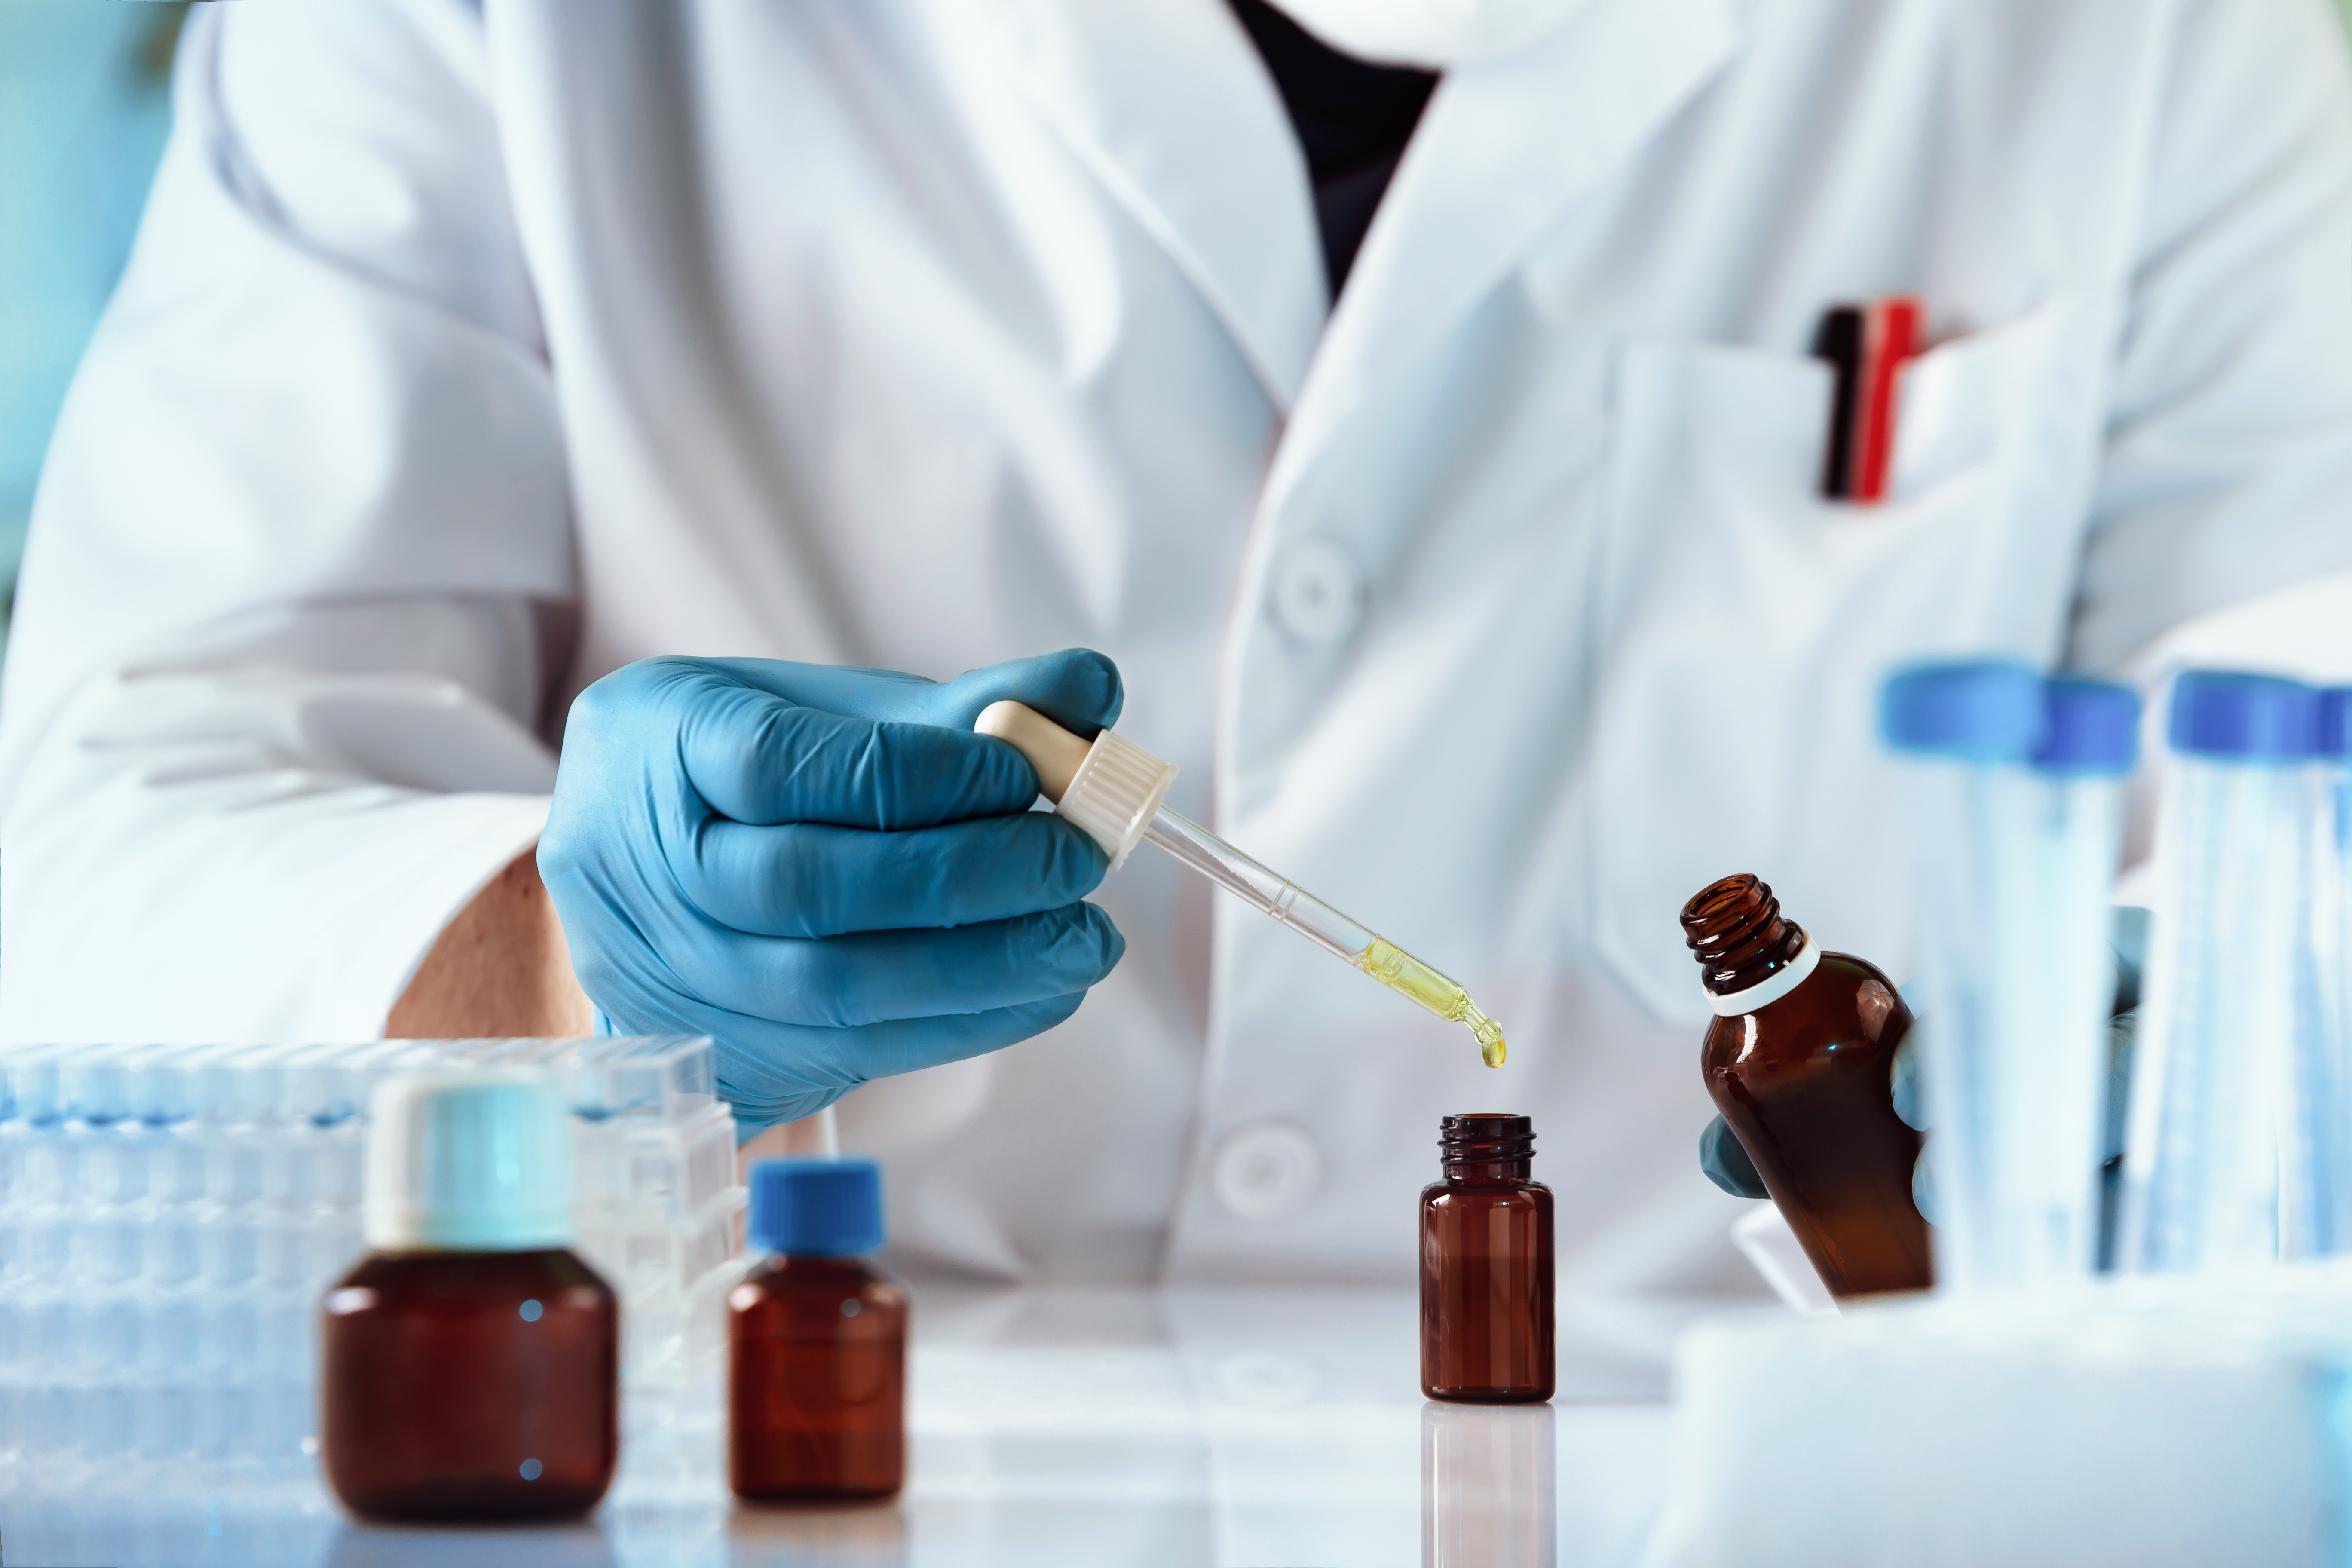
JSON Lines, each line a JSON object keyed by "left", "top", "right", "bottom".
{"left": 1425, "top": 1403, "right": 1554, "bottom": 1568}
{"left": 0, "top": 1288, "right": 1689, "bottom": 1568}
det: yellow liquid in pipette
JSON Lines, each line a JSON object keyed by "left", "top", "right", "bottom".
{"left": 1354, "top": 938, "right": 1507, "bottom": 1068}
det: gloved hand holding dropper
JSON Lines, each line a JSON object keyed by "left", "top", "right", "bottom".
{"left": 540, "top": 645, "right": 1504, "bottom": 1136}
{"left": 539, "top": 650, "right": 1128, "bottom": 1132}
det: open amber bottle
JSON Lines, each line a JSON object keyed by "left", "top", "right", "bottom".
{"left": 1685, "top": 873, "right": 1931, "bottom": 1297}
{"left": 1420, "top": 1114, "right": 1554, "bottom": 1403}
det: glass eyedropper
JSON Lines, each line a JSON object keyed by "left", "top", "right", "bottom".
{"left": 976, "top": 703, "right": 1506, "bottom": 1069}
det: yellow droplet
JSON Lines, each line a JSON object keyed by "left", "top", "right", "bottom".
{"left": 1466, "top": 1008, "right": 1507, "bottom": 1070}
{"left": 1355, "top": 938, "right": 1508, "bottom": 1069}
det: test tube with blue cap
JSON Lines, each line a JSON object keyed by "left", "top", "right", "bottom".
{"left": 2303, "top": 688, "right": 2352, "bottom": 1254}
{"left": 1884, "top": 662, "right": 2137, "bottom": 1293}
{"left": 972, "top": 702, "right": 1507, "bottom": 1067}
{"left": 2018, "top": 677, "right": 2141, "bottom": 1282}
{"left": 2124, "top": 672, "right": 2320, "bottom": 1274}
{"left": 1883, "top": 662, "right": 2044, "bottom": 1292}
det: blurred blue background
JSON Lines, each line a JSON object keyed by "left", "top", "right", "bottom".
{"left": 3, "top": 0, "right": 2352, "bottom": 670}
{"left": 0, "top": 1, "right": 185, "bottom": 654}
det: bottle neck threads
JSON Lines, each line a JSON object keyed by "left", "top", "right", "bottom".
{"left": 1439, "top": 1114, "right": 1535, "bottom": 1182}
{"left": 1681, "top": 873, "right": 1809, "bottom": 998}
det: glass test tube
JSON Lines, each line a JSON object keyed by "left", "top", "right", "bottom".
{"left": 2300, "top": 688, "right": 2352, "bottom": 1256}
{"left": 2125, "top": 672, "right": 2318, "bottom": 1274}
{"left": 1143, "top": 808, "right": 1505, "bottom": 1064}
{"left": 1142, "top": 809, "right": 1375, "bottom": 961}
{"left": 2010, "top": 682, "right": 2138, "bottom": 1284}
{"left": 974, "top": 699, "right": 1504, "bottom": 1064}
{"left": 1888, "top": 667, "right": 2136, "bottom": 1293}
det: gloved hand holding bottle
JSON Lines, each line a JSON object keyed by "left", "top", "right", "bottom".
{"left": 538, "top": 650, "right": 1128, "bottom": 1133}
{"left": 1700, "top": 908, "right": 2150, "bottom": 1250}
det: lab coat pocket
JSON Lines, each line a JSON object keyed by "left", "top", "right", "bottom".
{"left": 1587, "top": 303, "right": 2086, "bottom": 1023}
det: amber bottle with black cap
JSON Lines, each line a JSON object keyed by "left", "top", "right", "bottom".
{"left": 1421, "top": 1114, "right": 1553, "bottom": 1403}
{"left": 1684, "top": 873, "right": 1931, "bottom": 1298}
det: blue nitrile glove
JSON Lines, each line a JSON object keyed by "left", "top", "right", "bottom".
{"left": 1699, "top": 908, "right": 2150, "bottom": 1212}
{"left": 539, "top": 650, "right": 1128, "bottom": 1133}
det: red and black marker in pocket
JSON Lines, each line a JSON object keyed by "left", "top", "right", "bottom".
{"left": 1813, "top": 296, "right": 1923, "bottom": 505}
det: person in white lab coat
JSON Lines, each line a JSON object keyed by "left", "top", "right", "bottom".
{"left": 8, "top": 0, "right": 2352, "bottom": 1296}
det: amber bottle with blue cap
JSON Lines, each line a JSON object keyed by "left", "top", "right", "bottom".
{"left": 729, "top": 1159, "right": 907, "bottom": 1501}
{"left": 319, "top": 1072, "right": 618, "bottom": 1522}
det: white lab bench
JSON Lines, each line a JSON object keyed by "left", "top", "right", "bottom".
{"left": 0, "top": 1286, "right": 1697, "bottom": 1568}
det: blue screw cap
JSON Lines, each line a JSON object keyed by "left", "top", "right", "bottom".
{"left": 2168, "top": 672, "right": 2319, "bottom": 762}
{"left": 747, "top": 1159, "right": 885, "bottom": 1257}
{"left": 2318, "top": 689, "right": 2352, "bottom": 759}
{"left": 2034, "top": 679, "right": 2141, "bottom": 776}
{"left": 1881, "top": 662, "right": 2046, "bottom": 762}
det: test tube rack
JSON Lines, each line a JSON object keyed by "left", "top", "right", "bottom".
{"left": 1662, "top": 1260, "right": 2352, "bottom": 1568}
{"left": 0, "top": 1036, "right": 746, "bottom": 1501}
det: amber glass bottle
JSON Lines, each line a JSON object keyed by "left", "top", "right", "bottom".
{"left": 1420, "top": 1115, "right": 1554, "bottom": 1404}
{"left": 1684, "top": 873, "right": 1931, "bottom": 1297}
{"left": 320, "top": 1072, "right": 618, "bottom": 1523}
{"left": 322, "top": 1250, "right": 618, "bottom": 1521}
{"left": 730, "top": 1159, "right": 907, "bottom": 1501}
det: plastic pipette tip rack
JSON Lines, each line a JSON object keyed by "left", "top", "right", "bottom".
{"left": 0, "top": 1036, "right": 745, "bottom": 1502}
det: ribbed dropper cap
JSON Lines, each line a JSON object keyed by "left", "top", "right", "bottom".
{"left": 974, "top": 701, "right": 1179, "bottom": 870}
{"left": 364, "top": 1072, "right": 573, "bottom": 1252}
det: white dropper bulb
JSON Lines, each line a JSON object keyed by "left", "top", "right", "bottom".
{"left": 975, "top": 701, "right": 1179, "bottom": 870}
{"left": 974, "top": 701, "right": 1091, "bottom": 802}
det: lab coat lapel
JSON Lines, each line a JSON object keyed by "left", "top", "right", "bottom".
{"left": 983, "top": 0, "right": 1328, "bottom": 411}
{"left": 1276, "top": 0, "right": 1743, "bottom": 481}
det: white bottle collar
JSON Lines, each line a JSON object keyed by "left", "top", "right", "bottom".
{"left": 1705, "top": 933, "right": 1821, "bottom": 1018}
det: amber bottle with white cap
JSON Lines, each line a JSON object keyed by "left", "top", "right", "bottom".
{"left": 319, "top": 1071, "right": 618, "bottom": 1522}
{"left": 1685, "top": 874, "right": 1931, "bottom": 1298}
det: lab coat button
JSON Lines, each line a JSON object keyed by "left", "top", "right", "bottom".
{"left": 1211, "top": 1120, "right": 1322, "bottom": 1219}
{"left": 1271, "top": 537, "right": 1364, "bottom": 645}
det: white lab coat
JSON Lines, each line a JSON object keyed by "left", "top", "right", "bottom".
{"left": 9, "top": 0, "right": 2352, "bottom": 1293}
